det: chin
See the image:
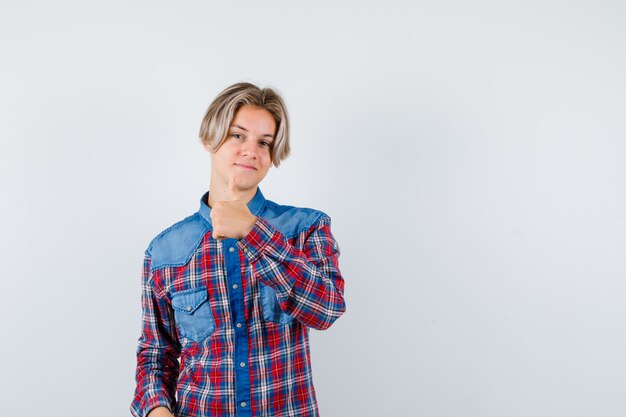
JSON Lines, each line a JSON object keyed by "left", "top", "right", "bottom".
{"left": 239, "top": 179, "right": 260, "bottom": 189}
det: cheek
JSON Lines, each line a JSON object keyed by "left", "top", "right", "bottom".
{"left": 216, "top": 147, "right": 236, "bottom": 161}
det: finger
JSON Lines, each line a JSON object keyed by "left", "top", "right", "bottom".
{"left": 226, "top": 175, "right": 242, "bottom": 201}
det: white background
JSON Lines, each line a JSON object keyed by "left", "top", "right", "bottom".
{"left": 1, "top": 1, "right": 625, "bottom": 416}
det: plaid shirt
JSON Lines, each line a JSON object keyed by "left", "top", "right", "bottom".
{"left": 130, "top": 187, "right": 346, "bottom": 417}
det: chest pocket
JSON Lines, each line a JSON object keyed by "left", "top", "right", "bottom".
{"left": 171, "top": 287, "right": 216, "bottom": 342}
{"left": 260, "top": 283, "right": 294, "bottom": 325}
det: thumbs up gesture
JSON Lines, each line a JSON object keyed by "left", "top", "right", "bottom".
{"left": 210, "top": 176, "right": 258, "bottom": 240}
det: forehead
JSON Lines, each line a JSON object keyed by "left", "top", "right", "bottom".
{"left": 230, "top": 105, "right": 276, "bottom": 133}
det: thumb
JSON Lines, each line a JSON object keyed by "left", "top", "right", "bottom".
{"left": 225, "top": 175, "right": 243, "bottom": 201}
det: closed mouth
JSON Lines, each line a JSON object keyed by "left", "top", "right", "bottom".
{"left": 235, "top": 163, "right": 257, "bottom": 170}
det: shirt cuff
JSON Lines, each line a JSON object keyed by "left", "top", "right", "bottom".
{"left": 145, "top": 403, "right": 172, "bottom": 417}
{"left": 131, "top": 392, "right": 173, "bottom": 417}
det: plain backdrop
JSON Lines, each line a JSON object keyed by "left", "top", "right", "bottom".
{"left": 1, "top": 1, "right": 625, "bottom": 416}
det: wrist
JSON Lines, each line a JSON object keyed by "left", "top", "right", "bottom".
{"left": 242, "top": 215, "right": 258, "bottom": 239}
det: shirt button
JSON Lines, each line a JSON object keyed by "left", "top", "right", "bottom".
{"left": 241, "top": 402, "right": 247, "bottom": 407}
{"left": 240, "top": 362, "right": 246, "bottom": 367}
{"left": 232, "top": 284, "right": 238, "bottom": 289}
{"left": 186, "top": 306, "right": 192, "bottom": 311}
{"left": 236, "top": 323, "right": 242, "bottom": 328}
{"left": 229, "top": 247, "right": 235, "bottom": 252}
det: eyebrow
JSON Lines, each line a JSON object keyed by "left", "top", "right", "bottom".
{"left": 230, "top": 124, "right": 274, "bottom": 139}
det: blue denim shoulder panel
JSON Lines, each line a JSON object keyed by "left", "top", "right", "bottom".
{"left": 146, "top": 212, "right": 210, "bottom": 271}
{"left": 262, "top": 200, "right": 328, "bottom": 238}
{"left": 143, "top": 197, "right": 328, "bottom": 272}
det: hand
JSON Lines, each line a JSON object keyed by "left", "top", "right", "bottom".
{"left": 210, "top": 175, "right": 258, "bottom": 240}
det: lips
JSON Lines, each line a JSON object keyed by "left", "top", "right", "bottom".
{"left": 235, "top": 163, "right": 257, "bottom": 170}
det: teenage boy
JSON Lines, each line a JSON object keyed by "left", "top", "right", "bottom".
{"left": 130, "top": 82, "right": 347, "bottom": 417}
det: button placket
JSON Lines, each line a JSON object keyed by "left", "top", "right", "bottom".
{"left": 224, "top": 240, "right": 251, "bottom": 415}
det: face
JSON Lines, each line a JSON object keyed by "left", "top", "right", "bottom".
{"left": 205, "top": 104, "right": 276, "bottom": 193}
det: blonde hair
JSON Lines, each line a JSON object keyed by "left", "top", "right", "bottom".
{"left": 199, "top": 82, "right": 291, "bottom": 167}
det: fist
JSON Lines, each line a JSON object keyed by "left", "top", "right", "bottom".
{"left": 210, "top": 176, "right": 258, "bottom": 240}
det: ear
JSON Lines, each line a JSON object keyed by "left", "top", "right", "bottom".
{"left": 202, "top": 141, "right": 212, "bottom": 152}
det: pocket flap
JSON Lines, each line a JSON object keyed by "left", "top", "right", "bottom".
{"left": 171, "top": 287, "right": 208, "bottom": 315}
{"left": 260, "top": 283, "right": 294, "bottom": 324}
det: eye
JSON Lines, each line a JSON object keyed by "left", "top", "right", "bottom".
{"left": 232, "top": 133, "right": 244, "bottom": 140}
{"left": 260, "top": 141, "right": 271, "bottom": 147}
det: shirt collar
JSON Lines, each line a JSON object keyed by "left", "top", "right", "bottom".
{"left": 198, "top": 186, "right": 267, "bottom": 228}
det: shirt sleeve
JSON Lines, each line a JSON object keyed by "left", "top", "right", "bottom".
{"left": 236, "top": 213, "right": 346, "bottom": 330}
{"left": 130, "top": 252, "right": 181, "bottom": 417}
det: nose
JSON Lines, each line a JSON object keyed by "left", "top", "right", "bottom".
{"left": 239, "top": 140, "right": 258, "bottom": 158}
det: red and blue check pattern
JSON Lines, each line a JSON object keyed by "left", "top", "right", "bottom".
{"left": 130, "top": 199, "right": 346, "bottom": 417}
